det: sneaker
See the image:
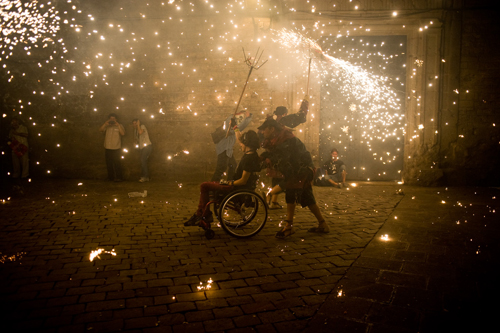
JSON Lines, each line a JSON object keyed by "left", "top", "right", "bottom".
{"left": 184, "top": 214, "right": 201, "bottom": 226}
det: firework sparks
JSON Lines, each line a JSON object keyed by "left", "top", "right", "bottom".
{"left": 89, "top": 248, "right": 116, "bottom": 262}
{"left": 271, "top": 28, "right": 405, "bottom": 160}
{"left": 0, "top": 0, "right": 61, "bottom": 54}
{"left": 197, "top": 278, "right": 213, "bottom": 290}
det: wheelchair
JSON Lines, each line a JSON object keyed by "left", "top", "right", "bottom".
{"left": 198, "top": 189, "right": 268, "bottom": 239}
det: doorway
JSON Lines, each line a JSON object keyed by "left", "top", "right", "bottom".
{"left": 318, "top": 35, "right": 407, "bottom": 181}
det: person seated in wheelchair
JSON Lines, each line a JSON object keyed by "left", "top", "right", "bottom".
{"left": 184, "top": 129, "right": 261, "bottom": 226}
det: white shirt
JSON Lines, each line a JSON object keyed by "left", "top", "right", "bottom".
{"left": 135, "top": 124, "right": 152, "bottom": 148}
{"left": 104, "top": 125, "right": 123, "bottom": 150}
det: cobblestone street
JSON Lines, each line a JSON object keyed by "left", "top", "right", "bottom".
{"left": 1, "top": 179, "right": 498, "bottom": 332}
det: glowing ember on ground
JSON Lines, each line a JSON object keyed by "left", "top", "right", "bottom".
{"left": 89, "top": 248, "right": 116, "bottom": 262}
{"left": 0, "top": 251, "right": 26, "bottom": 264}
{"left": 197, "top": 278, "right": 213, "bottom": 290}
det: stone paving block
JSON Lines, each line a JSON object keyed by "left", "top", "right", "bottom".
{"left": 144, "top": 305, "right": 169, "bottom": 316}
{"left": 230, "top": 270, "right": 259, "bottom": 279}
{"left": 240, "top": 301, "right": 277, "bottom": 314}
{"left": 343, "top": 283, "right": 394, "bottom": 303}
{"left": 212, "top": 305, "right": 244, "bottom": 318}
{"left": 66, "top": 286, "right": 96, "bottom": 295}
{"left": 113, "top": 307, "right": 144, "bottom": 320}
{"left": 37, "top": 288, "right": 66, "bottom": 299}
{"left": 124, "top": 316, "right": 158, "bottom": 330}
{"left": 168, "top": 301, "right": 197, "bottom": 313}
{"left": 73, "top": 310, "right": 113, "bottom": 324}
{"left": 257, "top": 308, "right": 296, "bottom": 324}
{"left": 251, "top": 292, "right": 283, "bottom": 303}
{"left": 236, "top": 286, "right": 263, "bottom": 296}
{"left": 126, "top": 296, "right": 154, "bottom": 308}
{"left": 85, "top": 299, "right": 125, "bottom": 312}
{"left": 392, "top": 286, "right": 442, "bottom": 310}
{"left": 78, "top": 292, "right": 106, "bottom": 303}
{"left": 61, "top": 303, "right": 86, "bottom": 315}
{"left": 175, "top": 292, "right": 206, "bottom": 302}
{"left": 172, "top": 321, "right": 205, "bottom": 332}
{"left": 135, "top": 287, "right": 169, "bottom": 297}
{"left": 173, "top": 276, "right": 200, "bottom": 285}
{"left": 367, "top": 302, "right": 421, "bottom": 331}
{"left": 95, "top": 283, "right": 124, "bottom": 293}
{"left": 205, "top": 288, "right": 238, "bottom": 299}
{"left": 378, "top": 271, "right": 427, "bottom": 289}
{"left": 203, "top": 317, "right": 235, "bottom": 332}
{"left": 85, "top": 319, "right": 124, "bottom": 332}
{"left": 260, "top": 281, "right": 298, "bottom": 292}
{"left": 245, "top": 276, "right": 279, "bottom": 286}
{"left": 185, "top": 309, "right": 214, "bottom": 322}
{"left": 157, "top": 313, "right": 185, "bottom": 326}
{"left": 279, "top": 286, "right": 315, "bottom": 298}
{"left": 233, "top": 314, "right": 262, "bottom": 328}
{"left": 273, "top": 319, "right": 308, "bottom": 333}
{"left": 218, "top": 279, "right": 248, "bottom": 289}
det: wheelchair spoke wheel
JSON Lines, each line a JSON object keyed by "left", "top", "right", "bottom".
{"left": 218, "top": 190, "right": 267, "bottom": 238}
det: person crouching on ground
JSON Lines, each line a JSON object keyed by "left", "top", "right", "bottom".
{"left": 316, "top": 148, "right": 346, "bottom": 188}
{"left": 258, "top": 118, "right": 329, "bottom": 238}
{"left": 184, "top": 129, "right": 261, "bottom": 226}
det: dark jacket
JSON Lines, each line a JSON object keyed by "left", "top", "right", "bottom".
{"left": 261, "top": 131, "right": 314, "bottom": 189}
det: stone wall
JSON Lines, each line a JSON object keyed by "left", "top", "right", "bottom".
{"left": 442, "top": 4, "right": 500, "bottom": 185}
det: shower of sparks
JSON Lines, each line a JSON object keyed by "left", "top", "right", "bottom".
{"left": 89, "top": 248, "right": 116, "bottom": 262}
{"left": 0, "top": 1, "right": 441, "bottom": 181}
{"left": 0, "top": 0, "right": 62, "bottom": 55}
{"left": 271, "top": 28, "right": 405, "bottom": 159}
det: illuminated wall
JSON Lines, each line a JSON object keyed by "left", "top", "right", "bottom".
{"left": 1, "top": 1, "right": 499, "bottom": 185}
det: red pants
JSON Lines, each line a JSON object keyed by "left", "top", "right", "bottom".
{"left": 197, "top": 182, "right": 233, "bottom": 217}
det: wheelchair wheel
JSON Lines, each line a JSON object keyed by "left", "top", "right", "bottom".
{"left": 218, "top": 190, "right": 267, "bottom": 238}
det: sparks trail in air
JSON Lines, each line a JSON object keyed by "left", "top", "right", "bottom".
{"left": 271, "top": 28, "right": 405, "bottom": 151}
{"left": 0, "top": 0, "right": 84, "bottom": 89}
{"left": 0, "top": 0, "right": 61, "bottom": 54}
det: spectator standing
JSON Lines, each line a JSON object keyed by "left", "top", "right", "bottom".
{"left": 132, "top": 119, "right": 152, "bottom": 182}
{"left": 99, "top": 113, "right": 125, "bottom": 181}
{"left": 8, "top": 118, "right": 29, "bottom": 179}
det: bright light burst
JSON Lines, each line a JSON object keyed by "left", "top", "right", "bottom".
{"left": 89, "top": 248, "right": 117, "bottom": 262}
{"left": 271, "top": 28, "right": 405, "bottom": 156}
{"left": 0, "top": 0, "right": 63, "bottom": 59}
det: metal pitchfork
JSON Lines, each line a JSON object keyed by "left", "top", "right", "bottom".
{"left": 225, "top": 47, "right": 268, "bottom": 137}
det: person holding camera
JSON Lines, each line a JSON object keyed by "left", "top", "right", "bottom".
{"left": 99, "top": 113, "right": 125, "bottom": 181}
{"left": 184, "top": 129, "right": 261, "bottom": 227}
